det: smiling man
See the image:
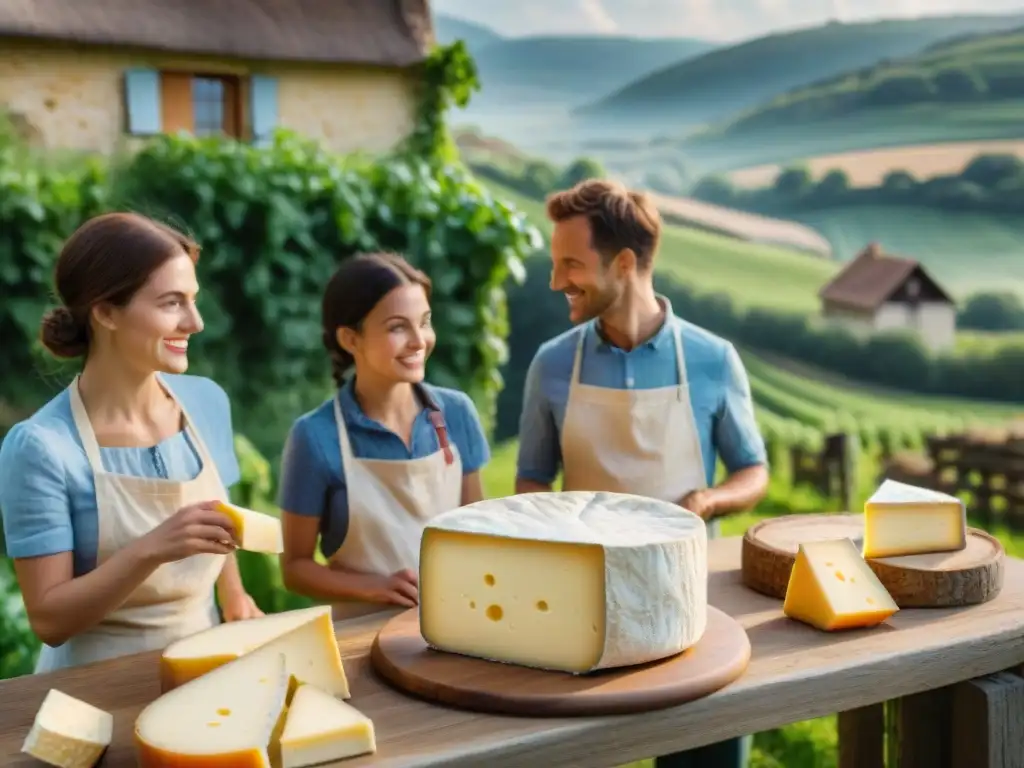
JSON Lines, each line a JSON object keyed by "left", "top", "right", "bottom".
{"left": 514, "top": 179, "right": 768, "bottom": 768}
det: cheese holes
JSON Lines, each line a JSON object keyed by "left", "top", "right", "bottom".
{"left": 536, "top": 600, "right": 549, "bottom": 612}
{"left": 469, "top": 601, "right": 476, "bottom": 609}
{"left": 484, "top": 573, "right": 495, "bottom": 586}
{"left": 486, "top": 604, "right": 503, "bottom": 621}
{"left": 217, "top": 708, "right": 231, "bottom": 716}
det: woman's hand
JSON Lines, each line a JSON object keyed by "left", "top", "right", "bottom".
{"left": 367, "top": 568, "right": 419, "bottom": 608}
{"left": 219, "top": 590, "right": 265, "bottom": 622}
{"left": 135, "top": 501, "right": 237, "bottom": 564}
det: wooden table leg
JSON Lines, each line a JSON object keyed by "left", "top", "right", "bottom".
{"left": 893, "top": 685, "right": 954, "bottom": 768}
{"left": 837, "top": 704, "right": 884, "bottom": 768}
{"left": 950, "top": 670, "right": 1024, "bottom": 768}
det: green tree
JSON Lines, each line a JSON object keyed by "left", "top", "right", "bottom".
{"left": 958, "top": 292, "right": 1024, "bottom": 331}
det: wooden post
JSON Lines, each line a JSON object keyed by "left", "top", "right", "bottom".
{"left": 950, "top": 671, "right": 1024, "bottom": 768}
{"left": 837, "top": 704, "right": 884, "bottom": 768}
{"left": 893, "top": 687, "right": 953, "bottom": 767}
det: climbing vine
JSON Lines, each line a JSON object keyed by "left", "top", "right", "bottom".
{"left": 403, "top": 40, "right": 481, "bottom": 164}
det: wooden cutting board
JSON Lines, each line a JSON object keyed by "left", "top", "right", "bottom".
{"left": 741, "top": 513, "right": 1004, "bottom": 607}
{"left": 369, "top": 606, "right": 750, "bottom": 717}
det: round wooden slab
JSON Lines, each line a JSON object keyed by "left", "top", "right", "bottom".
{"left": 741, "top": 513, "right": 1005, "bottom": 607}
{"left": 370, "top": 606, "right": 750, "bottom": 717}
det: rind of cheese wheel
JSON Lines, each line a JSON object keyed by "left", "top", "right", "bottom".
{"left": 862, "top": 479, "right": 966, "bottom": 558}
{"left": 160, "top": 605, "right": 349, "bottom": 697}
{"left": 419, "top": 490, "right": 708, "bottom": 673}
{"left": 136, "top": 651, "right": 292, "bottom": 768}
{"left": 214, "top": 501, "right": 284, "bottom": 553}
{"left": 280, "top": 684, "right": 376, "bottom": 768}
{"left": 22, "top": 689, "right": 113, "bottom": 768}
{"left": 783, "top": 538, "right": 899, "bottom": 631}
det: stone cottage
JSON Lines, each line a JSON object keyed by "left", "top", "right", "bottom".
{"left": 0, "top": 0, "right": 433, "bottom": 154}
{"left": 818, "top": 242, "right": 957, "bottom": 352}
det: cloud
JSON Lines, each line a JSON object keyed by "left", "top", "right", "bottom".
{"left": 433, "top": 0, "right": 1024, "bottom": 41}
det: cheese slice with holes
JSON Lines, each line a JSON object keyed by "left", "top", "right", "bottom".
{"left": 214, "top": 501, "right": 284, "bottom": 554}
{"left": 21, "top": 689, "right": 112, "bottom": 768}
{"left": 783, "top": 538, "right": 898, "bottom": 631}
{"left": 419, "top": 491, "right": 708, "bottom": 673}
{"left": 280, "top": 684, "right": 376, "bottom": 767}
{"left": 863, "top": 479, "right": 966, "bottom": 558}
{"left": 160, "top": 605, "right": 349, "bottom": 697}
{"left": 136, "top": 651, "right": 292, "bottom": 768}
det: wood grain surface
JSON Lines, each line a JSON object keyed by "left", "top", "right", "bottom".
{"left": 741, "top": 513, "right": 1004, "bottom": 607}
{"left": 1, "top": 537, "right": 1023, "bottom": 768}
{"left": 370, "top": 606, "right": 750, "bottom": 716}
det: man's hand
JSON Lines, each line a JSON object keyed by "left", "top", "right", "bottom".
{"left": 679, "top": 489, "right": 717, "bottom": 521}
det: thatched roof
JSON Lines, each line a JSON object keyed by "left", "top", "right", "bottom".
{"left": 0, "top": 0, "right": 433, "bottom": 67}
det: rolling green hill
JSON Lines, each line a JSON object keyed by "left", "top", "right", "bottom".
{"left": 690, "top": 26, "right": 1024, "bottom": 158}
{"left": 468, "top": 36, "right": 715, "bottom": 107}
{"left": 576, "top": 14, "right": 1024, "bottom": 140}
{"left": 788, "top": 206, "right": 1024, "bottom": 298}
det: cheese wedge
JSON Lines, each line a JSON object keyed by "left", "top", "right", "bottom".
{"left": 136, "top": 651, "right": 292, "bottom": 768}
{"left": 783, "top": 538, "right": 899, "bottom": 631}
{"left": 280, "top": 685, "right": 376, "bottom": 767}
{"left": 160, "top": 605, "right": 349, "bottom": 697}
{"left": 420, "top": 491, "right": 707, "bottom": 673}
{"left": 863, "top": 479, "right": 966, "bottom": 558}
{"left": 214, "top": 501, "right": 284, "bottom": 553}
{"left": 22, "top": 689, "right": 112, "bottom": 768}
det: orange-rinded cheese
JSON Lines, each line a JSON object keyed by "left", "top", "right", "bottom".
{"left": 214, "top": 501, "right": 284, "bottom": 554}
{"left": 160, "top": 605, "right": 349, "bottom": 697}
{"left": 135, "top": 651, "right": 292, "bottom": 768}
{"left": 783, "top": 538, "right": 898, "bottom": 631}
{"left": 280, "top": 684, "right": 376, "bottom": 767}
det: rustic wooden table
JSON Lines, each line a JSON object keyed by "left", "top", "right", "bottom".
{"left": 1, "top": 536, "right": 1022, "bottom": 768}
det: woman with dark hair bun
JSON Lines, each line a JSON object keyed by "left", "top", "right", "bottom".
{"left": 278, "top": 252, "right": 490, "bottom": 618}
{"left": 0, "top": 212, "right": 262, "bottom": 673}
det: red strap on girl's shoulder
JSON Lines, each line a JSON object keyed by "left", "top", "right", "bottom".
{"left": 426, "top": 410, "right": 455, "bottom": 466}
{"left": 415, "top": 384, "right": 454, "bottom": 466}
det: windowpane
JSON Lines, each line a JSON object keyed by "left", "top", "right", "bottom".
{"left": 192, "top": 77, "right": 225, "bottom": 136}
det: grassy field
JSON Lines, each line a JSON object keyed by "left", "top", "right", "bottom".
{"left": 681, "top": 100, "right": 1024, "bottom": 174}
{"left": 782, "top": 206, "right": 1024, "bottom": 298}
{"left": 726, "top": 139, "right": 1024, "bottom": 189}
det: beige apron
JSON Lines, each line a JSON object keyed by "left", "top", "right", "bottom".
{"left": 560, "top": 309, "right": 720, "bottom": 537}
{"left": 328, "top": 387, "right": 463, "bottom": 620}
{"left": 34, "top": 375, "right": 227, "bottom": 673}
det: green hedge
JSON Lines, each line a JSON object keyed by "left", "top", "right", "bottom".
{"left": 0, "top": 129, "right": 541, "bottom": 460}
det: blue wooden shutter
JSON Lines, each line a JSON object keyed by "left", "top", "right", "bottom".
{"left": 124, "top": 68, "right": 162, "bottom": 135}
{"left": 250, "top": 75, "right": 278, "bottom": 146}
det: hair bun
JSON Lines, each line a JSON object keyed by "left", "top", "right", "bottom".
{"left": 40, "top": 306, "right": 88, "bottom": 358}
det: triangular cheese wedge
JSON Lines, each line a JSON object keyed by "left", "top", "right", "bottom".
{"left": 22, "top": 689, "right": 113, "bottom": 768}
{"left": 863, "top": 479, "right": 966, "bottom": 558}
{"left": 783, "top": 538, "right": 898, "bottom": 631}
{"left": 280, "top": 685, "right": 376, "bottom": 767}
{"left": 215, "top": 501, "right": 284, "bottom": 554}
{"left": 136, "top": 651, "right": 292, "bottom": 768}
{"left": 160, "top": 606, "right": 349, "bottom": 698}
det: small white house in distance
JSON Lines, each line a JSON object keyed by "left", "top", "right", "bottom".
{"left": 818, "top": 243, "right": 956, "bottom": 352}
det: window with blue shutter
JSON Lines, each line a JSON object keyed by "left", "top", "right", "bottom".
{"left": 124, "top": 69, "right": 162, "bottom": 135}
{"left": 250, "top": 75, "right": 279, "bottom": 147}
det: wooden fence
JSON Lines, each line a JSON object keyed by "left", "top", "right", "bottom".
{"left": 785, "top": 432, "right": 856, "bottom": 511}
{"left": 883, "top": 424, "right": 1024, "bottom": 532}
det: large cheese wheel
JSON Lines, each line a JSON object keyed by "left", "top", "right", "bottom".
{"left": 419, "top": 490, "right": 707, "bottom": 673}
{"left": 160, "top": 605, "right": 349, "bottom": 697}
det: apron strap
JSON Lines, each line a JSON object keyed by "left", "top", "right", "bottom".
{"left": 672, "top": 320, "right": 688, "bottom": 400}
{"left": 414, "top": 384, "right": 455, "bottom": 467}
{"left": 569, "top": 322, "right": 590, "bottom": 385}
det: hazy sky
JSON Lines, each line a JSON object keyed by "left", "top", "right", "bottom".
{"left": 433, "top": 0, "right": 1024, "bottom": 42}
